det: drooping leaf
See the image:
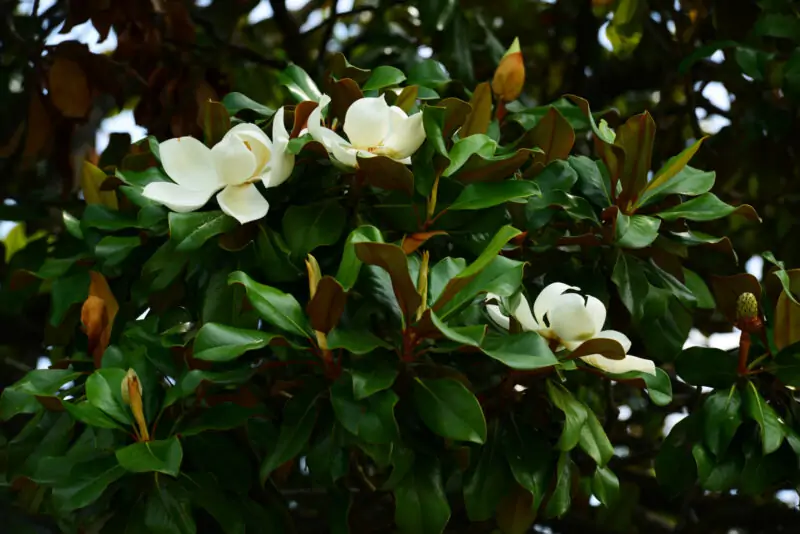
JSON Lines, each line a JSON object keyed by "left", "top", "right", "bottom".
{"left": 228, "top": 271, "right": 312, "bottom": 339}
{"left": 412, "top": 377, "right": 487, "bottom": 444}
{"left": 116, "top": 437, "right": 183, "bottom": 477}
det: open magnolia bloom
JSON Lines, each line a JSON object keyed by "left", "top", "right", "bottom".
{"left": 142, "top": 107, "right": 295, "bottom": 224}
{"left": 486, "top": 282, "right": 656, "bottom": 376}
{"left": 307, "top": 94, "right": 425, "bottom": 167}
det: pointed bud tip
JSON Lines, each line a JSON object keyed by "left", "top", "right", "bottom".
{"left": 121, "top": 368, "right": 142, "bottom": 406}
{"left": 505, "top": 37, "right": 521, "bottom": 57}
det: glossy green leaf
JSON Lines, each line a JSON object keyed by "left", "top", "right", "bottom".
{"left": 480, "top": 332, "right": 558, "bottom": 370}
{"left": 743, "top": 381, "right": 784, "bottom": 455}
{"left": 229, "top": 271, "right": 312, "bottom": 338}
{"left": 50, "top": 271, "right": 91, "bottom": 325}
{"left": 394, "top": 456, "right": 451, "bottom": 534}
{"left": 169, "top": 211, "right": 238, "bottom": 252}
{"left": 407, "top": 59, "right": 451, "bottom": 87}
{"left": 279, "top": 64, "right": 322, "bottom": 102}
{"left": 615, "top": 214, "right": 661, "bottom": 249}
{"left": 260, "top": 392, "right": 318, "bottom": 482}
{"left": 704, "top": 389, "right": 742, "bottom": 457}
{"left": 657, "top": 193, "right": 759, "bottom": 222}
{"left": 336, "top": 225, "right": 383, "bottom": 290}
{"left": 578, "top": 409, "right": 614, "bottom": 467}
{"left": 86, "top": 368, "right": 131, "bottom": 424}
{"left": 221, "top": 92, "right": 274, "bottom": 117}
{"left": 355, "top": 242, "right": 421, "bottom": 322}
{"left": 52, "top": 455, "right": 126, "bottom": 512}
{"left": 592, "top": 466, "right": 620, "bottom": 506}
{"left": 63, "top": 401, "right": 123, "bottom": 430}
{"left": 282, "top": 200, "right": 346, "bottom": 259}
{"left": 675, "top": 347, "right": 738, "bottom": 389}
{"left": 350, "top": 359, "right": 399, "bottom": 399}
{"left": 609, "top": 368, "right": 672, "bottom": 406}
{"left": 543, "top": 452, "right": 572, "bottom": 518}
{"left": 362, "top": 65, "right": 406, "bottom": 91}
{"left": 326, "top": 327, "right": 392, "bottom": 355}
{"left": 116, "top": 437, "right": 183, "bottom": 477}
{"left": 194, "top": 323, "right": 292, "bottom": 361}
{"left": 144, "top": 483, "right": 196, "bottom": 534}
{"left": 331, "top": 374, "right": 399, "bottom": 444}
{"left": 463, "top": 424, "right": 513, "bottom": 521}
{"left": 638, "top": 161, "right": 714, "bottom": 208}
{"left": 443, "top": 134, "right": 496, "bottom": 176}
{"left": 448, "top": 181, "right": 539, "bottom": 211}
{"left": 547, "top": 382, "right": 588, "bottom": 451}
{"left": 504, "top": 429, "right": 553, "bottom": 510}
{"left": 7, "top": 369, "right": 81, "bottom": 397}
{"left": 412, "top": 377, "right": 487, "bottom": 444}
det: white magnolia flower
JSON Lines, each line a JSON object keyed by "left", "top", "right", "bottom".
{"left": 142, "top": 107, "right": 295, "bottom": 224}
{"left": 486, "top": 282, "right": 656, "bottom": 376}
{"left": 307, "top": 94, "right": 425, "bottom": 168}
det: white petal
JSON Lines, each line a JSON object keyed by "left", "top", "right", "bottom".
{"left": 211, "top": 134, "right": 258, "bottom": 186}
{"left": 585, "top": 295, "right": 606, "bottom": 336}
{"left": 509, "top": 293, "right": 540, "bottom": 332}
{"left": 485, "top": 297, "right": 511, "bottom": 330}
{"left": 224, "top": 123, "right": 273, "bottom": 172}
{"left": 272, "top": 107, "right": 290, "bottom": 143}
{"left": 343, "top": 95, "right": 391, "bottom": 149}
{"left": 216, "top": 183, "right": 269, "bottom": 224}
{"left": 307, "top": 94, "right": 332, "bottom": 147}
{"left": 594, "top": 329, "right": 632, "bottom": 353}
{"left": 548, "top": 293, "right": 597, "bottom": 344}
{"left": 159, "top": 137, "right": 221, "bottom": 190}
{"left": 330, "top": 142, "right": 359, "bottom": 168}
{"left": 533, "top": 282, "right": 580, "bottom": 326}
{"left": 380, "top": 111, "right": 426, "bottom": 161}
{"left": 142, "top": 182, "right": 216, "bottom": 212}
{"left": 581, "top": 354, "right": 657, "bottom": 376}
{"left": 261, "top": 139, "right": 295, "bottom": 188}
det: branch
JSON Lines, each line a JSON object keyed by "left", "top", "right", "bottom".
{"left": 303, "top": 6, "right": 377, "bottom": 35}
{"left": 269, "top": 0, "right": 308, "bottom": 67}
{"left": 316, "top": 0, "right": 338, "bottom": 69}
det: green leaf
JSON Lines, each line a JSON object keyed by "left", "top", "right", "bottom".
{"left": 81, "top": 204, "right": 138, "bottom": 231}
{"left": 426, "top": 310, "right": 485, "bottom": 347}
{"left": 164, "top": 368, "right": 254, "bottom": 408}
{"left": 0, "top": 389, "right": 40, "bottom": 420}
{"left": 50, "top": 270, "right": 91, "bottom": 325}
{"left": 7, "top": 369, "right": 81, "bottom": 396}
{"left": 86, "top": 368, "right": 131, "bottom": 424}
{"left": 255, "top": 225, "right": 300, "bottom": 283}
{"left": 95, "top": 235, "right": 140, "bottom": 266}
{"left": 656, "top": 416, "right": 700, "bottom": 497}
{"left": 543, "top": 452, "right": 572, "bottom": 518}
{"left": 260, "top": 392, "right": 318, "bottom": 482}
{"left": 407, "top": 59, "right": 451, "bottom": 87}
{"left": 615, "top": 214, "right": 661, "bottom": 249}
{"left": 638, "top": 159, "right": 713, "bottom": 208}
{"left": 755, "top": 13, "right": 800, "bottom": 40}
{"left": 504, "top": 429, "right": 554, "bottom": 510}
{"left": 116, "top": 437, "right": 183, "bottom": 477}
{"left": 434, "top": 225, "right": 521, "bottom": 317}
{"left": 578, "top": 409, "right": 614, "bottom": 467}
{"left": 611, "top": 251, "right": 649, "bottom": 320}
{"left": 592, "top": 466, "right": 620, "bottom": 507}
{"left": 763, "top": 251, "right": 800, "bottom": 306}
{"left": 350, "top": 359, "right": 399, "bottom": 400}
{"left": 279, "top": 64, "right": 322, "bottom": 102}
{"left": 703, "top": 389, "right": 742, "bottom": 457}
{"left": 362, "top": 65, "right": 407, "bottom": 91}
{"left": 570, "top": 155, "right": 611, "bottom": 208}
{"left": 228, "top": 271, "right": 312, "bottom": 338}
{"left": 443, "top": 134, "right": 496, "bottom": 176}
{"left": 675, "top": 347, "right": 738, "bottom": 389}
{"left": 448, "top": 181, "right": 539, "bottom": 211}
{"left": 394, "top": 456, "right": 451, "bottom": 534}
{"left": 683, "top": 268, "right": 716, "bottom": 309}
{"left": 63, "top": 401, "right": 123, "bottom": 430}
{"left": 331, "top": 374, "right": 399, "bottom": 444}
{"left": 336, "top": 225, "right": 383, "bottom": 290}
{"left": 169, "top": 211, "right": 238, "bottom": 252}
{"left": 145, "top": 483, "right": 196, "bottom": 534}
{"left": 547, "top": 382, "right": 588, "bottom": 451}
{"left": 480, "top": 332, "right": 558, "bottom": 370}
{"left": 282, "top": 201, "right": 346, "bottom": 259}
{"left": 412, "top": 377, "right": 487, "bottom": 444}
{"left": 327, "top": 327, "right": 391, "bottom": 355}
{"left": 610, "top": 368, "right": 672, "bottom": 406}
{"left": 194, "top": 323, "right": 295, "bottom": 361}
{"left": 657, "top": 193, "right": 759, "bottom": 222}
{"left": 463, "top": 424, "right": 513, "bottom": 521}
{"left": 180, "top": 403, "right": 261, "bottom": 436}
{"left": 616, "top": 111, "right": 656, "bottom": 207}
{"left": 52, "top": 455, "right": 126, "bottom": 512}
{"left": 743, "top": 381, "right": 784, "bottom": 455}
{"left": 221, "top": 92, "right": 274, "bottom": 117}
{"left": 355, "top": 242, "right": 421, "bottom": 322}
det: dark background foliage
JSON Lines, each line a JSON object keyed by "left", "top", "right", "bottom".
{"left": 2, "top": 0, "right": 800, "bottom": 532}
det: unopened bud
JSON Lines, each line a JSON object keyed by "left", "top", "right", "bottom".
{"left": 121, "top": 368, "right": 142, "bottom": 406}
{"left": 305, "top": 254, "right": 322, "bottom": 299}
{"left": 736, "top": 292, "right": 758, "bottom": 321}
{"left": 492, "top": 38, "right": 525, "bottom": 102}
{"left": 416, "top": 251, "right": 430, "bottom": 321}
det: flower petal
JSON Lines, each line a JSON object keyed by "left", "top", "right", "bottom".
{"left": 216, "top": 183, "right": 269, "bottom": 224}
{"left": 585, "top": 295, "right": 606, "bottom": 336}
{"left": 211, "top": 134, "right": 258, "bottom": 186}
{"left": 272, "top": 106, "right": 290, "bottom": 143}
{"left": 581, "top": 354, "right": 656, "bottom": 376}
{"left": 142, "top": 182, "right": 216, "bottom": 212}
{"left": 343, "top": 95, "right": 391, "bottom": 149}
{"left": 380, "top": 110, "right": 426, "bottom": 161}
{"left": 533, "top": 282, "right": 580, "bottom": 326}
{"left": 594, "top": 329, "right": 632, "bottom": 353}
{"left": 509, "top": 293, "right": 540, "bottom": 332}
{"left": 330, "top": 142, "right": 360, "bottom": 168}
{"left": 261, "top": 138, "right": 296, "bottom": 188}
{"left": 224, "top": 123, "right": 273, "bottom": 172}
{"left": 159, "top": 137, "right": 221, "bottom": 190}
{"left": 485, "top": 294, "right": 511, "bottom": 330}
{"left": 548, "top": 293, "right": 597, "bottom": 344}
{"left": 307, "top": 94, "right": 352, "bottom": 152}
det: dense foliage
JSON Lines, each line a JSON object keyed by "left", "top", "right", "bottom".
{"left": 3, "top": 1, "right": 800, "bottom": 533}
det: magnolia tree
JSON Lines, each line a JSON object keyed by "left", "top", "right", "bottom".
{"left": 4, "top": 41, "right": 800, "bottom": 534}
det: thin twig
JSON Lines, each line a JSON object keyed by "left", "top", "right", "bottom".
{"left": 317, "top": 0, "right": 338, "bottom": 68}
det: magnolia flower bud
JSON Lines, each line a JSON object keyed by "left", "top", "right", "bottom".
{"left": 736, "top": 292, "right": 758, "bottom": 321}
{"left": 121, "top": 368, "right": 142, "bottom": 406}
{"left": 492, "top": 37, "right": 525, "bottom": 102}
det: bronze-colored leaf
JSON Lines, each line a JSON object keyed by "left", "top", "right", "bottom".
{"left": 355, "top": 242, "right": 421, "bottom": 322}
{"left": 291, "top": 101, "right": 318, "bottom": 138}
{"left": 198, "top": 100, "right": 231, "bottom": 146}
{"left": 357, "top": 155, "right": 414, "bottom": 196}
{"left": 81, "top": 161, "right": 118, "bottom": 210}
{"left": 325, "top": 77, "right": 363, "bottom": 125}
{"left": 395, "top": 85, "right": 419, "bottom": 113}
{"left": 461, "top": 82, "right": 493, "bottom": 137}
{"left": 616, "top": 112, "right": 656, "bottom": 209}
{"left": 81, "top": 272, "right": 119, "bottom": 367}
{"left": 566, "top": 338, "right": 627, "bottom": 361}
{"left": 48, "top": 57, "right": 92, "bottom": 119}
{"left": 710, "top": 273, "right": 762, "bottom": 326}
{"left": 496, "top": 484, "right": 536, "bottom": 534}
{"left": 528, "top": 106, "right": 575, "bottom": 172}
{"left": 401, "top": 231, "right": 447, "bottom": 255}
{"left": 306, "top": 276, "right": 348, "bottom": 333}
